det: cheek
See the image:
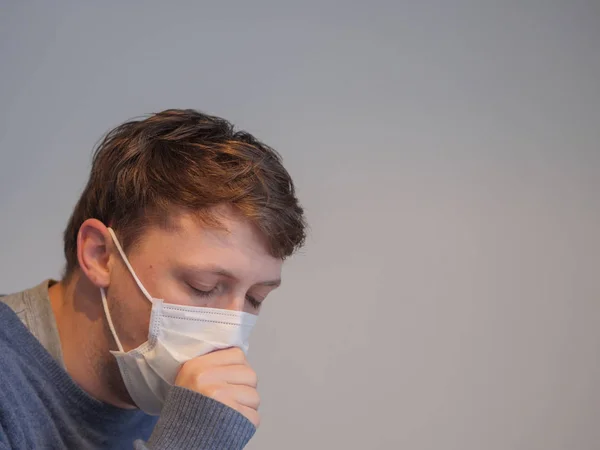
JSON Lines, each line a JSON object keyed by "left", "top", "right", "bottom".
{"left": 129, "top": 255, "right": 179, "bottom": 304}
{"left": 109, "top": 271, "right": 154, "bottom": 348}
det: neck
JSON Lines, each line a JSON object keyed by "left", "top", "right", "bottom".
{"left": 49, "top": 273, "right": 135, "bottom": 409}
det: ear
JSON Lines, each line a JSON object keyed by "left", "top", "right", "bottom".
{"left": 77, "top": 219, "right": 113, "bottom": 288}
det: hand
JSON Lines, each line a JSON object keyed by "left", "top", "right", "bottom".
{"left": 174, "top": 347, "right": 260, "bottom": 428}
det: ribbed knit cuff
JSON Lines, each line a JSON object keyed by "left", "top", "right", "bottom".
{"left": 143, "top": 386, "right": 256, "bottom": 450}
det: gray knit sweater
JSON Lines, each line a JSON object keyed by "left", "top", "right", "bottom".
{"left": 0, "top": 282, "right": 255, "bottom": 449}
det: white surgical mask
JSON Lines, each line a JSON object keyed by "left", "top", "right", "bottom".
{"left": 101, "top": 227, "right": 258, "bottom": 416}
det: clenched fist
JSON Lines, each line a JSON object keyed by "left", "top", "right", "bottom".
{"left": 175, "top": 348, "right": 261, "bottom": 428}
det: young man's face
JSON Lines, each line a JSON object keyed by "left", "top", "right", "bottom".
{"left": 104, "top": 206, "right": 283, "bottom": 353}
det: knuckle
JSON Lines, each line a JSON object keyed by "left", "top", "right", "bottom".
{"left": 240, "top": 365, "right": 257, "bottom": 385}
{"left": 177, "top": 360, "right": 192, "bottom": 377}
{"left": 255, "top": 392, "right": 261, "bottom": 408}
{"left": 231, "top": 347, "right": 245, "bottom": 360}
{"left": 175, "top": 365, "right": 192, "bottom": 387}
{"left": 206, "top": 384, "right": 226, "bottom": 400}
{"left": 249, "top": 370, "right": 258, "bottom": 387}
{"left": 228, "top": 345, "right": 243, "bottom": 354}
{"left": 252, "top": 411, "right": 261, "bottom": 428}
{"left": 180, "top": 357, "right": 205, "bottom": 376}
{"left": 176, "top": 360, "right": 212, "bottom": 389}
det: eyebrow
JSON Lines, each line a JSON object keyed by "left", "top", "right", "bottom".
{"left": 187, "top": 264, "right": 281, "bottom": 287}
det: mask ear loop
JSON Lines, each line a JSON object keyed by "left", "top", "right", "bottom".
{"left": 107, "top": 227, "right": 154, "bottom": 304}
{"left": 101, "top": 287, "right": 125, "bottom": 352}
{"left": 102, "top": 227, "right": 156, "bottom": 353}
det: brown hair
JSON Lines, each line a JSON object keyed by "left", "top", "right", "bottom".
{"left": 63, "top": 109, "right": 306, "bottom": 279}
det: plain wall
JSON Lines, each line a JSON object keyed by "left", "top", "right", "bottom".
{"left": 1, "top": 1, "right": 599, "bottom": 449}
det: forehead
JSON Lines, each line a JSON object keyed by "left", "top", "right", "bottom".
{"left": 133, "top": 206, "right": 283, "bottom": 278}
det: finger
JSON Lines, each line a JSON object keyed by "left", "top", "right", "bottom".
{"left": 186, "top": 347, "right": 247, "bottom": 370}
{"left": 212, "top": 384, "right": 260, "bottom": 411}
{"left": 210, "top": 365, "right": 258, "bottom": 387}
{"left": 230, "top": 385, "right": 261, "bottom": 410}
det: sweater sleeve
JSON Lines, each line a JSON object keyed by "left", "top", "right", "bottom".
{"left": 133, "top": 386, "right": 256, "bottom": 450}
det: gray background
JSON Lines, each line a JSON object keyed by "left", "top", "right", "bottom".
{"left": 1, "top": 1, "right": 599, "bottom": 449}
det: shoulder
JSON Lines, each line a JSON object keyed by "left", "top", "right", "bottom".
{"left": 0, "top": 303, "right": 53, "bottom": 412}
{"left": 0, "top": 280, "right": 55, "bottom": 332}
{"left": 1, "top": 288, "right": 27, "bottom": 313}
{"left": 0, "top": 309, "right": 31, "bottom": 401}
{"left": 0, "top": 302, "right": 29, "bottom": 367}
{"left": 0, "top": 301, "right": 45, "bottom": 375}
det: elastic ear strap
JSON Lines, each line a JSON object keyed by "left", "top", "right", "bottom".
{"left": 107, "top": 227, "right": 154, "bottom": 303}
{"left": 101, "top": 287, "right": 124, "bottom": 353}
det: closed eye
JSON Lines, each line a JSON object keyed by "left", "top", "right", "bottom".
{"left": 246, "top": 294, "right": 262, "bottom": 309}
{"left": 187, "top": 281, "right": 264, "bottom": 310}
{"left": 187, "top": 283, "right": 218, "bottom": 298}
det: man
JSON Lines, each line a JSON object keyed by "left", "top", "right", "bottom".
{"left": 0, "top": 109, "right": 306, "bottom": 449}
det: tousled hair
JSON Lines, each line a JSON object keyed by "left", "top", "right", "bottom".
{"left": 63, "top": 109, "right": 306, "bottom": 279}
